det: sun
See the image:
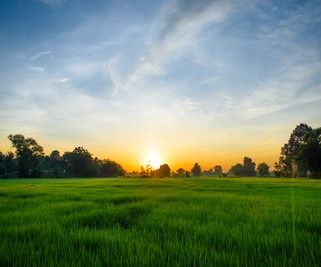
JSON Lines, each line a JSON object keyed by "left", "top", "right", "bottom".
{"left": 144, "top": 152, "right": 162, "bottom": 169}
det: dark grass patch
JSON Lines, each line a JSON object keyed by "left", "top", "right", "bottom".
{"left": 113, "top": 196, "right": 146, "bottom": 206}
{"left": 76, "top": 205, "right": 151, "bottom": 230}
{"left": 114, "top": 205, "right": 150, "bottom": 229}
{"left": 11, "top": 192, "right": 46, "bottom": 199}
{"left": 65, "top": 195, "right": 83, "bottom": 202}
{"left": 0, "top": 192, "right": 9, "bottom": 198}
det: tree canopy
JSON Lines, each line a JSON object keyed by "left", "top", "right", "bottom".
{"left": 297, "top": 127, "right": 321, "bottom": 178}
{"left": 191, "top": 163, "right": 202, "bottom": 177}
{"left": 8, "top": 134, "right": 44, "bottom": 177}
{"left": 257, "top": 162, "right": 270, "bottom": 177}
{"left": 230, "top": 157, "right": 256, "bottom": 177}
{"left": 275, "top": 123, "right": 313, "bottom": 177}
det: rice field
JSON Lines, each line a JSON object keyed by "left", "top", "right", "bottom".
{"left": 0, "top": 177, "right": 320, "bottom": 266}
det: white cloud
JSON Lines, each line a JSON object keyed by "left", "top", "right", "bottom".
{"left": 50, "top": 78, "right": 69, "bottom": 83}
{"left": 105, "top": 0, "right": 236, "bottom": 95}
{"left": 199, "top": 76, "right": 221, "bottom": 85}
{"left": 105, "top": 57, "right": 124, "bottom": 95}
{"left": 30, "top": 50, "right": 52, "bottom": 61}
{"left": 239, "top": 60, "right": 321, "bottom": 119}
{"left": 28, "top": 67, "right": 45, "bottom": 72}
{"left": 37, "top": 0, "right": 65, "bottom": 8}
{"left": 173, "top": 97, "right": 200, "bottom": 115}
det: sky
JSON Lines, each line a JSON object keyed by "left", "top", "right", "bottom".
{"left": 1, "top": 0, "right": 321, "bottom": 172}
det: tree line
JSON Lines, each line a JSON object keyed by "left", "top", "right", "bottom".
{"left": 0, "top": 135, "right": 125, "bottom": 178}
{"left": 1, "top": 123, "right": 320, "bottom": 178}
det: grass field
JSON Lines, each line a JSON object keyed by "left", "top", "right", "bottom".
{"left": 0, "top": 177, "right": 320, "bottom": 266}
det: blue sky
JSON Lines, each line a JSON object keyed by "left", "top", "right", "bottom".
{"left": 1, "top": 0, "right": 321, "bottom": 171}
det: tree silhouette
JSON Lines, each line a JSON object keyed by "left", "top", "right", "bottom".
{"left": 191, "top": 163, "right": 201, "bottom": 176}
{"left": 276, "top": 123, "right": 312, "bottom": 177}
{"left": 298, "top": 127, "right": 321, "bottom": 178}
{"left": 100, "top": 159, "right": 125, "bottom": 177}
{"left": 157, "top": 164, "right": 171, "bottom": 177}
{"left": 214, "top": 165, "right": 223, "bottom": 175}
{"left": 8, "top": 134, "right": 44, "bottom": 177}
{"left": 230, "top": 157, "right": 256, "bottom": 177}
{"left": 176, "top": 168, "right": 186, "bottom": 177}
{"left": 63, "top": 147, "right": 96, "bottom": 177}
{"left": 257, "top": 162, "right": 270, "bottom": 177}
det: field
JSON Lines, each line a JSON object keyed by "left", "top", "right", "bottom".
{"left": 0, "top": 177, "right": 320, "bottom": 267}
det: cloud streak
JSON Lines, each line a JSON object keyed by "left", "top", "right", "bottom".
{"left": 30, "top": 51, "right": 52, "bottom": 61}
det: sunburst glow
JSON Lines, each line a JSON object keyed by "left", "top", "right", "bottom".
{"left": 144, "top": 152, "right": 162, "bottom": 169}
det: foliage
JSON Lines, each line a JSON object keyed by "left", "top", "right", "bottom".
{"left": 298, "top": 127, "right": 321, "bottom": 178}
{"left": 155, "top": 164, "right": 171, "bottom": 177}
{"left": 275, "top": 123, "right": 312, "bottom": 177}
{"left": 8, "top": 134, "right": 44, "bottom": 177}
{"left": 0, "top": 151, "right": 16, "bottom": 177}
{"left": 191, "top": 163, "right": 201, "bottom": 176}
{"left": 100, "top": 159, "right": 125, "bottom": 177}
{"left": 257, "top": 162, "right": 270, "bottom": 177}
{"left": 63, "top": 147, "right": 97, "bottom": 177}
{"left": 230, "top": 163, "right": 243, "bottom": 176}
{"left": 230, "top": 157, "right": 256, "bottom": 177}
{"left": 176, "top": 168, "right": 186, "bottom": 177}
{"left": 214, "top": 165, "right": 223, "bottom": 175}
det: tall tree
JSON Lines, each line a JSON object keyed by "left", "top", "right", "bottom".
{"left": 298, "top": 127, "right": 321, "bottom": 178}
{"left": 243, "top": 157, "right": 256, "bottom": 176}
{"left": 276, "top": 123, "right": 312, "bottom": 177}
{"left": 8, "top": 134, "right": 44, "bottom": 177}
{"left": 191, "top": 163, "right": 202, "bottom": 177}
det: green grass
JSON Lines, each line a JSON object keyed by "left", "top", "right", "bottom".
{"left": 0, "top": 177, "right": 320, "bottom": 266}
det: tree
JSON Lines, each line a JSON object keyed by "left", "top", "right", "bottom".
{"left": 243, "top": 157, "right": 256, "bottom": 176}
{"left": 191, "top": 163, "right": 201, "bottom": 176}
{"left": 230, "top": 163, "right": 243, "bottom": 176}
{"left": 298, "top": 127, "right": 321, "bottom": 178}
{"left": 214, "top": 165, "right": 223, "bottom": 175}
{"left": 145, "top": 161, "right": 153, "bottom": 177}
{"left": 100, "top": 159, "right": 125, "bottom": 177}
{"left": 0, "top": 152, "right": 4, "bottom": 176}
{"left": 39, "top": 150, "right": 66, "bottom": 177}
{"left": 257, "top": 162, "right": 270, "bottom": 177}
{"left": 63, "top": 147, "right": 96, "bottom": 177}
{"left": 0, "top": 151, "right": 15, "bottom": 177}
{"left": 176, "top": 168, "right": 186, "bottom": 177}
{"left": 276, "top": 123, "right": 313, "bottom": 177}
{"left": 157, "top": 164, "right": 171, "bottom": 177}
{"left": 8, "top": 134, "right": 44, "bottom": 177}
{"left": 230, "top": 157, "right": 256, "bottom": 177}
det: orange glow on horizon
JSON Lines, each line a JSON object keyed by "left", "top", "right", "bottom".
{"left": 0, "top": 136, "right": 281, "bottom": 174}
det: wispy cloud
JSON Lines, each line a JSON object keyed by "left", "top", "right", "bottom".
{"left": 173, "top": 97, "right": 200, "bottom": 115}
{"left": 106, "top": 0, "right": 236, "bottom": 94}
{"left": 37, "top": 0, "right": 65, "bottom": 8}
{"left": 239, "top": 60, "right": 321, "bottom": 119}
{"left": 199, "top": 76, "right": 221, "bottom": 85}
{"left": 28, "top": 67, "right": 45, "bottom": 73}
{"left": 30, "top": 50, "right": 52, "bottom": 61}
